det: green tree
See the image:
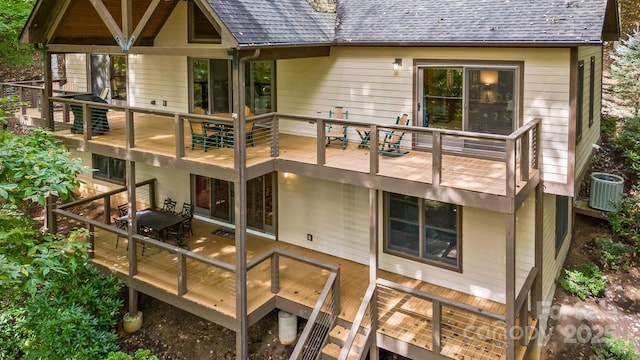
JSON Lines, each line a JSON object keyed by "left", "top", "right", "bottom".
{"left": 611, "top": 30, "right": 640, "bottom": 117}
{"left": 0, "top": 0, "right": 37, "bottom": 66}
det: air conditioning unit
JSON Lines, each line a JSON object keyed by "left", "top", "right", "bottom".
{"left": 589, "top": 172, "right": 624, "bottom": 212}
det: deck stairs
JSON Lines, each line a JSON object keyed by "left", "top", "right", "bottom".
{"left": 320, "top": 324, "right": 369, "bottom": 360}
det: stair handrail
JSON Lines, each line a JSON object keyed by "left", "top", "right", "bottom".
{"left": 290, "top": 271, "right": 339, "bottom": 360}
{"left": 338, "top": 283, "right": 376, "bottom": 360}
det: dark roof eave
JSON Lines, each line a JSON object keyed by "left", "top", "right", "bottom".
{"left": 235, "top": 41, "right": 336, "bottom": 49}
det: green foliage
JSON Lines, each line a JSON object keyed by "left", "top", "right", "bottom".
{"left": 107, "top": 349, "right": 160, "bottom": 360}
{"left": 0, "top": 0, "right": 37, "bottom": 66}
{"left": 0, "top": 126, "right": 86, "bottom": 205}
{"left": 606, "top": 186, "right": 640, "bottom": 251}
{"left": 559, "top": 262, "right": 607, "bottom": 300}
{"left": 610, "top": 117, "right": 640, "bottom": 180}
{"left": 0, "top": 95, "right": 23, "bottom": 126}
{"left": 594, "top": 333, "right": 640, "bottom": 360}
{"left": 611, "top": 30, "right": 640, "bottom": 117}
{"left": 600, "top": 115, "right": 618, "bottom": 136}
{"left": 596, "top": 238, "right": 631, "bottom": 270}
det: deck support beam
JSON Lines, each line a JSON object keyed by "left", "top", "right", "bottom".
{"left": 126, "top": 160, "right": 139, "bottom": 314}
{"left": 505, "top": 212, "right": 516, "bottom": 360}
{"left": 369, "top": 188, "right": 379, "bottom": 360}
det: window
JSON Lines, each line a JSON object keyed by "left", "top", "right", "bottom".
{"left": 576, "top": 60, "right": 584, "bottom": 143}
{"left": 555, "top": 196, "right": 569, "bottom": 254}
{"left": 110, "top": 55, "right": 127, "bottom": 101}
{"left": 190, "top": 58, "right": 274, "bottom": 115}
{"left": 589, "top": 56, "right": 596, "bottom": 127}
{"left": 92, "top": 154, "right": 125, "bottom": 184}
{"left": 416, "top": 62, "right": 519, "bottom": 136}
{"left": 385, "top": 193, "right": 460, "bottom": 270}
{"left": 193, "top": 173, "right": 274, "bottom": 234}
{"left": 188, "top": 2, "right": 221, "bottom": 43}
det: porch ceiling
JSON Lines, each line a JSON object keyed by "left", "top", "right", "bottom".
{"left": 27, "top": 0, "right": 178, "bottom": 46}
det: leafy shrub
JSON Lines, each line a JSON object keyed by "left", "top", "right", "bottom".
{"left": 1, "top": 263, "right": 124, "bottom": 360}
{"left": 107, "top": 349, "right": 160, "bottom": 360}
{"left": 607, "top": 186, "right": 640, "bottom": 251}
{"left": 596, "top": 238, "right": 631, "bottom": 270}
{"left": 559, "top": 262, "right": 607, "bottom": 300}
{"left": 600, "top": 115, "right": 618, "bottom": 136}
{"left": 612, "top": 117, "right": 640, "bottom": 180}
{"left": 593, "top": 333, "right": 640, "bottom": 360}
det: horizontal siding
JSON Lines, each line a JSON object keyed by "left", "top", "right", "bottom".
{"left": 64, "top": 54, "right": 88, "bottom": 92}
{"left": 128, "top": 55, "right": 189, "bottom": 113}
{"left": 516, "top": 192, "right": 536, "bottom": 291}
{"left": 277, "top": 46, "right": 572, "bottom": 187}
{"left": 277, "top": 174, "right": 370, "bottom": 265}
{"left": 574, "top": 46, "right": 603, "bottom": 193}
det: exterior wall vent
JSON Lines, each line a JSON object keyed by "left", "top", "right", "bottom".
{"left": 589, "top": 172, "right": 624, "bottom": 212}
{"left": 307, "top": 0, "right": 336, "bottom": 13}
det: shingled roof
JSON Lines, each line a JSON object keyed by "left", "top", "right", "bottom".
{"left": 207, "top": 0, "right": 617, "bottom": 47}
{"left": 334, "top": 0, "right": 618, "bottom": 45}
{"left": 207, "top": 0, "right": 336, "bottom": 46}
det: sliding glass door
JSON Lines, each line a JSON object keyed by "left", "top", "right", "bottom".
{"left": 193, "top": 174, "right": 274, "bottom": 234}
{"left": 416, "top": 64, "right": 518, "bottom": 151}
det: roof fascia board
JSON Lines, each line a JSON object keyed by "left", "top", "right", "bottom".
{"left": 239, "top": 46, "right": 330, "bottom": 60}
{"left": 330, "top": 41, "right": 604, "bottom": 48}
{"left": 194, "top": 0, "right": 239, "bottom": 47}
{"left": 19, "top": 0, "right": 44, "bottom": 43}
{"left": 602, "top": 0, "right": 621, "bottom": 41}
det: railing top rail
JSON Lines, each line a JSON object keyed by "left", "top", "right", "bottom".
{"left": 377, "top": 278, "right": 505, "bottom": 321}
{"left": 1, "top": 83, "right": 44, "bottom": 90}
{"left": 247, "top": 248, "right": 340, "bottom": 274}
{"left": 515, "top": 266, "right": 539, "bottom": 312}
{"left": 54, "top": 208, "right": 236, "bottom": 273}
{"left": 509, "top": 118, "right": 541, "bottom": 139}
{"left": 57, "top": 178, "right": 155, "bottom": 210}
{"left": 339, "top": 283, "right": 376, "bottom": 360}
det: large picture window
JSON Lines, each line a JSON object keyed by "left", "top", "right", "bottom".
{"left": 92, "top": 154, "right": 125, "bottom": 184}
{"left": 385, "top": 193, "right": 460, "bottom": 270}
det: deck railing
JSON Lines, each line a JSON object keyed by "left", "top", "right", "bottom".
{"left": 338, "top": 283, "right": 375, "bottom": 360}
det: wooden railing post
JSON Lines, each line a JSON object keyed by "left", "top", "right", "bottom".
{"left": 178, "top": 253, "right": 187, "bottom": 296}
{"left": 104, "top": 195, "right": 112, "bottom": 224}
{"left": 271, "top": 253, "right": 280, "bottom": 293}
{"left": 519, "top": 296, "right": 529, "bottom": 346}
{"left": 432, "top": 300, "right": 442, "bottom": 354}
{"left": 20, "top": 87, "right": 27, "bottom": 115}
{"left": 88, "top": 224, "right": 95, "bottom": 259}
{"left": 369, "top": 124, "right": 378, "bottom": 175}
{"left": 317, "top": 118, "right": 326, "bottom": 166}
{"left": 175, "top": 114, "right": 185, "bottom": 158}
{"left": 432, "top": 132, "right": 442, "bottom": 186}
{"left": 505, "top": 139, "right": 516, "bottom": 198}
{"left": 520, "top": 130, "right": 530, "bottom": 182}
{"left": 271, "top": 114, "right": 279, "bottom": 157}
{"left": 332, "top": 268, "right": 340, "bottom": 315}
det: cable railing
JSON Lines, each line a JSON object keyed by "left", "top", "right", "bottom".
{"left": 338, "top": 283, "right": 375, "bottom": 360}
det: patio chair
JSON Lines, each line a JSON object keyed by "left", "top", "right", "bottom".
{"left": 117, "top": 203, "right": 129, "bottom": 217}
{"left": 179, "top": 202, "right": 194, "bottom": 237}
{"left": 325, "top": 106, "right": 348, "bottom": 149}
{"left": 189, "top": 120, "right": 220, "bottom": 151}
{"left": 379, "top": 113, "right": 410, "bottom": 154}
{"left": 162, "top": 198, "right": 177, "bottom": 213}
{"left": 114, "top": 217, "right": 146, "bottom": 255}
{"left": 219, "top": 106, "right": 256, "bottom": 147}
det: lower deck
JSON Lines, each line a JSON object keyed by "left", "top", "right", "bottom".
{"left": 89, "top": 215, "right": 522, "bottom": 360}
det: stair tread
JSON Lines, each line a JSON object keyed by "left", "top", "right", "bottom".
{"left": 321, "top": 343, "right": 360, "bottom": 360}
{"left": 329, "top": 325, "right": 368, "bottom": 348}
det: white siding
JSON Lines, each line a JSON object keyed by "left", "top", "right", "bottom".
{"left": 575, "top": 47, "right": 603, "bottom": 190}
{"left": 128, "top": 55, "right": 189, "bottom": 113}
{"left": 277, "top": 47, "right": 573, "bottom": 187}
{"left": 72, "top": 150, "right": 191, "bottom": 210}
{"left": 64, "top": 54, "right": 88, "bottom": 92}
{"left": 278, "top": 173, "right": 370, "bottom": 265}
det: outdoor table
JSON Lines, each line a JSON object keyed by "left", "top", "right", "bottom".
{"left": 120, "top": 209, "right": 185, "bottom": 242}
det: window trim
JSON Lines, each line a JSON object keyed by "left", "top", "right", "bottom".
{"left": 576, "top": 60, "right": 585, "bottom": 143}
{"left": 555, "top": 195, "right": 570, "bottom": 256}
{"left": 589, "top": 56, "right": 596, "bottom": 127}
{"left": 92, "top": 154, "right": 126, "bottom": 185}
{"left": 383, "top": 193, "right": 462, "bottom": 272}
{"left": 413, "top": 59, "right": 524, "bottom": 132}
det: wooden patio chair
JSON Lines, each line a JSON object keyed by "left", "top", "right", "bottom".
{"left": 325, "top": 106, "right": 348, "bottom": 149}
{"left": 379, "top": 113, "right": 410, "bottom": 154}
{"left": 189, "top": 120, "right": 220, "bottom": 151}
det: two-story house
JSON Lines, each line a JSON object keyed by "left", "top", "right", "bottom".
{"left": 17, "top": 0, "right": 620, "bottom": 359}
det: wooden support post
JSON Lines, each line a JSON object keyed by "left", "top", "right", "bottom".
{"left": 271, "top": 253, "right": 280, "bottom": 293}
{"left": 505, "top": 212, "right": 517, "bottom": 360}
{"left": 432, "top": 132, "right": 442, "bottom": 186}
{"left": 317, "top": 119, "right": 326, "bottom": 165}
{"left": 369, "top": 188, "right": 379, "bottom": 360}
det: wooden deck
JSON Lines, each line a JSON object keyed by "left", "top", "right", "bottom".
{"left": 90, "top": 217, "right": 515, "bottom": 359}
{"left": 33, "top": 108, "right": 537, "bottom": 198}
